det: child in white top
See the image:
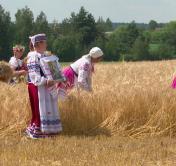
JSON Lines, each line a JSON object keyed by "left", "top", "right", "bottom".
{"left": 9, "top": 45, "right": 27, "bottom": 83}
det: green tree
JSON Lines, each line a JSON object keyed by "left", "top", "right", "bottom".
{"left": 110, "top": 22, "right": 140, "bottom": 55}
{"left": 34, "top": 11, "right": 49, "bottom": 34}
{"left": 105, "top": 18, "right": 113, "bottom": 31}
{"left": 149, "top": 20, "right": 158, "bottom": 30}
{"left": 34, "top": 11, "right": 52, "bottom": 49}
{"left": 60, "top": 17, "right": 74, "bottom": 35}
{"left": 149, "top": 21, "right": 176, "bottom": 59}
{"left": 52, "top": 36, "right": 79, "bottom": 62}
{"left": 103, "top": 21, "right": 141, "bottom": 61}
{"left": 58, "top": 6, "right": 102, "bottom": 60}
{"left": 131, "top": 35, "right": 150, "bottom": 61}
{"left": 0, "top": 5, "right": 12, "bottom": 60}
{"left": 96, "top": 17, "right": 113, "bottom": 32}
{"left": 104, "top": 34, "right": 120, "bottom": 61}
{"left": 96, "top": 17, "right": 106, "bottom": 32}
{"left": 50, "top": 20, "right": 61, "bottom": 38}
{"left": 73, "top": 7, "right": 98, "bottom": 47}
{"left": 14, "top": 6, "right": 34, "bottom": 52}
{"left": 163, "top": 22, "right": 176, "bottom": 47}
{"left": 149, "top": 43, "right": 175, "bottom": 60}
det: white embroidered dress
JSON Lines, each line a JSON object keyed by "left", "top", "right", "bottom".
{"left": 70, "top": 56, "right": 93, "bottom": 92}
{"left": 27, "top": 51, "right": 62, "bottom": 134}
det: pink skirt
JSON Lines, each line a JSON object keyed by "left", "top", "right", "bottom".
{"left": 172, "top": 77, "right": 176, "bottom": 89}
{"left": 62, "top": 66, "right": 75, "bottom": 89}
{"left": 56, "top": 66, "right": 76, "bottom": 97}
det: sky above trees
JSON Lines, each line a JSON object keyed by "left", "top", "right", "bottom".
{"left": 1, "top": 0, "right": 176, "bottom": 23}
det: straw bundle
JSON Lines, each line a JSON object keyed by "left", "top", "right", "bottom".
{"left": 0, "top": 61, "right": 13, "bottom": 83}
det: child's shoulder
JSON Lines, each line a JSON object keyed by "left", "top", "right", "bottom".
{"left": 27, "top": 51, "right": 40, "bottom": 63}
{"left": 27, "top": 51, "right": 40, "bottom": 59}
{"left": 27, "top": 51, "right": 35, "bottom": 57}
{"left": 9, "top": 56, "right": 16, "bottom": 61}
{"left": 9, "top": 56, "right": 17, "bottom": 65}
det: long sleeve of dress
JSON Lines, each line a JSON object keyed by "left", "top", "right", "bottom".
{"left": 27, "top": 53, "right": 47, "bottom": 86}
{"left": 77, "top": 62, "right": 92, "bottom": 91}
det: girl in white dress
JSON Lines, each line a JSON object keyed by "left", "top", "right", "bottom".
{"left": 9, "top": 45, "right": 27, "bottom": 83}
{"left": 61, "top": 47, "right": 103, "bottom": 92}
{"left": 26, "top": 34, "right": 62, "bottom": 139}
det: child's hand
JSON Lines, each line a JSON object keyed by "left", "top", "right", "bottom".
{"left": 20, "top": 70, "right": 27, "bottom": 75}
{"left": 15, "top": 70, "right": 27, "bottom": 76}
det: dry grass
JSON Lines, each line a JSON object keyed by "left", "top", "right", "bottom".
{"left": 1, "top": 60, "right": 176, "bottom": 165}
{"left": 0, "top": 61, "right": 13, "bottom": 83}
{"left": 61, "top": 60, "right": 176, "bottom": 138}
{"left": 1, "top": 136, "right": 176, "bottom": 166}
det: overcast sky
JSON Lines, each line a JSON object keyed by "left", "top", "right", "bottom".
{"left": 1, "top": 0, "right": 176, "bottom": 23}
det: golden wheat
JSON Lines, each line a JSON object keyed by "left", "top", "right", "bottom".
{"left": 1, "top": 60, "right": 176, "bottom": 139}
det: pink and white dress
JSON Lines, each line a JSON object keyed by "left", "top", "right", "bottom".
{"left": 62, "top": 55, "right": 94, "bottom": 92}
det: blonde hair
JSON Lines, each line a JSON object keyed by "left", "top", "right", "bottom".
{"left": 13, "top": 45, "right": 25, "bottom": 52}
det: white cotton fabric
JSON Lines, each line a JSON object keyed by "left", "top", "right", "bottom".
{"left": 9, "top": 56, "right": 23, "bottom": 70}
{"left": 38, "top": 85, "right": 62, "bottom": 133}
{"left": 70, "top": 56, "right": 93, "bottom": 91}
{"left": 27, "top": 51, "right": 47, "bottom": 86}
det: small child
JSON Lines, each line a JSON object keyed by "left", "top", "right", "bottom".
{"left": 26, "top": 34, "right": 63, "bottom": 138}
{"left": 9, "top": 45, "right": 27, "bottom": 83}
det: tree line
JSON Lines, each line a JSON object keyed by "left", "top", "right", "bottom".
{"left": 0, "top": 5, "right": 175, "bottom": 62}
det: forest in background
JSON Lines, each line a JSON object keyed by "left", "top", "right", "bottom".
{"left": 0, "top": 5, "right": 175, "bottom": 62}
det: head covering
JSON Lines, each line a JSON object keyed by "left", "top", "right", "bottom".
{"left": 89, "top": 47, "right": 103, "bottom": 59}
{"left": 13, "top": 45, "right": 25, "bottom": 52}
{"left": 29, "top": 33, "right": 46, "bottom": 47}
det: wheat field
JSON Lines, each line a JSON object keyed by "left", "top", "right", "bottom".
{"left": 1, "top": 61, "right": 176, "bottom": 165}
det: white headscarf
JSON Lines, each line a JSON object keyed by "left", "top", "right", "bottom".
{"left": 83, "top": 47, "right": 103, "bottom": 59}
{"left": 29, "top": 33, "right": 46, "bottom": 46}
{"left": 89, "top": 47, "right": 103, "bottom": 59}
